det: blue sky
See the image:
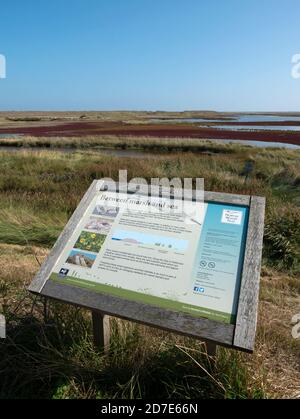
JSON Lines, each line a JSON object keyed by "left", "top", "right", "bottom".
{"left": 0, "top": 0, "right": 299, "bottom": 111}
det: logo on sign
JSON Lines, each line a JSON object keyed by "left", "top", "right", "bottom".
{"left": 221, "top": 209, "right": 243, "bottom": 225}
{"left": 59, "top": 268, "right": 69, "bottom": 277}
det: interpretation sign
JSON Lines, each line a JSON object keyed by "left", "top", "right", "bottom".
{"left": 29, "top": 181, "right": 265, "bottom": 352}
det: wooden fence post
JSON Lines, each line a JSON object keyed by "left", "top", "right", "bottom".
{"left": 92, "top": 311, "right": 110, "bottom": 352}
{"left": 205, "top": 341, "right": 217, "bottom": 357}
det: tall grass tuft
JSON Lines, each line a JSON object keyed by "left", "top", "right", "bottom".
{"left": 264, "top": 206, "right": 300, "bottom": 272}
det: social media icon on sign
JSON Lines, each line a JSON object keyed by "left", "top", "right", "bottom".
{"left": 194, "top": 287, "right": 205, "bottom": 294}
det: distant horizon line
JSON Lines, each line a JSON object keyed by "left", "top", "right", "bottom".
{"left": 0, "top": 109, "right": 300, "bottom": 114}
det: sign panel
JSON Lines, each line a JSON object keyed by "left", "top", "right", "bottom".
{"left": 48, "top": 190, "right": 248, "bottom": 325}
{"left": 29, "top": 181, "right": 265, "bottom": 352}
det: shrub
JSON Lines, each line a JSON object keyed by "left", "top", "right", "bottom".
{"left": 264, "top": 206, "right": 300, "bottom": 272}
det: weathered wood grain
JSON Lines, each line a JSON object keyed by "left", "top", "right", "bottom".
{"left": 100, "top": 181, "right": 251, "bottom": 206}
{"left": 41, "top": 280, "right": 235, "bottom": 347}
{"left": 0, "top": 314, "right": 6, "bottom": 339}
{"left": 92, "top": 311, "right": 110, "bottom": 352}
{"left": 233, "top": 196, "right": 265, "bottom": 352}
{"left": 203, "top": 191, "right": 250, "bottom": 206}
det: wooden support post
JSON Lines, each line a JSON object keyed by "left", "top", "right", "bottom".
{"left": 92, "top": 311, "right": 110, "bottom": 352}
{"left": 205, "top": 341, "right": 217, "bottom": 357}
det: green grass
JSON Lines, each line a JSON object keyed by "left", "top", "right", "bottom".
{"left": 0, "top": 142, "right": 299, "bottom": 399}
{"left": 0, "top": 303, "right": 266, "bottom": 399}
{"left": 0, "top": 145, "right": 298, "bottom": 272}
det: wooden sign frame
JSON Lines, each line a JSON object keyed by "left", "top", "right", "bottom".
{"left": 29, "top": 181, "right": 265, "bottom": 353}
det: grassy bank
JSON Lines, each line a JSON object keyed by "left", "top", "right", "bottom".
{"left": 0, "top": 144, "right": 299, "bottom": 399}
{"left": 0, "top": 135, "right": 240, "bottom": 153}
{"left": 0, "top": 135, "right": 299, "bottom": 152}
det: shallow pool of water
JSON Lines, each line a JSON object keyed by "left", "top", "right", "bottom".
{"left": 213, "top": 125, "right": 300, "bottom": 132}
{"left": 233, "top": 114, "right": 300, "bottom": 123}
{"left": 149, "top": 118, "right": 233, "bottom": 123}
{"left": 150, "top": 114, "right": 300, "bottom": 132}
{"left": 151, "top": 114, "right": 300, "bottom": 123}
{"left": 0, "top": 134, "right": 23, "bottom": 138}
